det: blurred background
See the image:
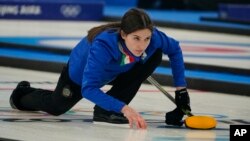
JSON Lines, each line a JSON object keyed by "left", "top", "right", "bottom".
{"left": 1, "top": 0, "right": 250, "bottom": 34}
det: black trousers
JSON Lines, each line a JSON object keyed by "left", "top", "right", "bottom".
{"left": 19, "top": 49, "right": 162, "bottom": 115}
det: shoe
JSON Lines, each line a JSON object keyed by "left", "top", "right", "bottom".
{"left": 93, "top": 113, "right": 130, "bottom": 128}
{"left": 165, "top": 108, "right": 184, "bottom": 126}
{"left": 93, "top": 106, "right": 129, "bottom": 128}
{"left": 9, "top": 81, "right": 31, "bottom": 110}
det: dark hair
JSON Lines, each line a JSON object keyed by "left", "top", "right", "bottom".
{"left": 87, "top": 8, "right": 153, "bottom": 42}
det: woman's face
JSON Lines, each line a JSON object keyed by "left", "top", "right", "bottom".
{"left": 121, "top": 28, "right": 152, "bottom": 57}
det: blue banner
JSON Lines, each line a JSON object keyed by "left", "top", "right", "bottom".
{"left": 0, "top": 0, "right": 104, "bottom": 21}
{"left": 219, "top": 4, "right": 250, "bottom": 22}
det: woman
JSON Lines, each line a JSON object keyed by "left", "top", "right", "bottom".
{"left": 10, "top": 8, "right": 191, "bottom": 129}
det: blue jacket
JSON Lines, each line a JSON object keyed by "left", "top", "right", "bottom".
{"left": 68, "top": 27, "right": 186, "bottom": 113}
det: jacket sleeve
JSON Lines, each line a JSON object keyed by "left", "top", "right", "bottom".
{"left": 154, "top": 28, "right": 187, "bottom": 87}
{"left": 81, "top": 41, "right": 126, "bottom": 113}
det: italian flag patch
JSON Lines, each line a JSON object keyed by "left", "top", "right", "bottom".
{"left": 120, "top": 53, "right": 135, "bottom": 65}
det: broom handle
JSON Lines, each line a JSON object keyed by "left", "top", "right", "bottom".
{"left": 147, "top": 76, "right": 193, "bottom": 117}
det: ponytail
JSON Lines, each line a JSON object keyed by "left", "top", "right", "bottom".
{"left": 87, "top": 22, "right": 121, "bottom": 42}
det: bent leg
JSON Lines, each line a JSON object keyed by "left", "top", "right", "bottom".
{"left": 107, "top": 49, "right": 162, "bottom": 104}
{"left": 19, "top": 66, "right": 82, "bottom": 116}
{"left": 94, "top": 49, "right": 162, "bottom": 113}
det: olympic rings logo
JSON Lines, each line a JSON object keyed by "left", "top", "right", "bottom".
{"left": 60, "top": 5, "right": 81, "bottom": 18}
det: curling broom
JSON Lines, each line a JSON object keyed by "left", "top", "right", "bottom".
{"left": 147, "top": 76, "right": 217, "bottom": 129}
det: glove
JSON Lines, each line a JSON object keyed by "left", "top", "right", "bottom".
{"left": 175, "top": 88, "right": 191, "bottom": 113}
{"left": 165, "top": 108, "right": 184, "bottom": 126}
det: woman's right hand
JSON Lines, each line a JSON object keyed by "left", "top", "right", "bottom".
{"left": 121, "top": 105, "right": 147, "bottom": 129}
